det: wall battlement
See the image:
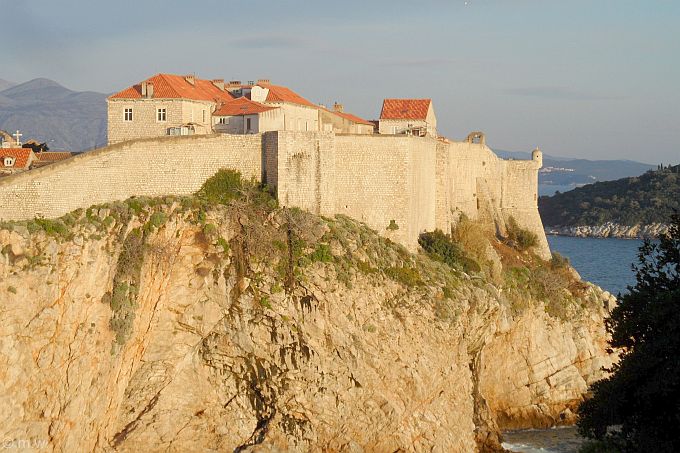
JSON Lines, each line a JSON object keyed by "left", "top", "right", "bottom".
{"left": 0, "top": 131, "right": 550, "bottom": 259}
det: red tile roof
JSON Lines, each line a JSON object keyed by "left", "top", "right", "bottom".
{"left": 36, "top": 152, "right": 73, "bottom": 162}
{"left": 213, "top": 97, "right": 278, "bottom": 116}
{"left": 1, "top": 148, "right": 34, "bottom": 169}
{"left": 259, "top": 84, "right": 317, "bottom": 108}
{"left": 380, "top": 99, "right": 432, "bottom": 120}
{"left": 109, "top": 74, "right": 234, "bottom": 103}
{"left": 333, "top": 110, "right": 374, "bottom": 126}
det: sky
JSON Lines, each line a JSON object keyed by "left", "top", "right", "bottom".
{"left": 1, "top": 0, "right": 678, "bottom": 163}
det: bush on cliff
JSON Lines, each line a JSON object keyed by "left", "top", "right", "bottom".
{"left": 578, "top": 213, "right": 680, "bottom": 452}
{"left": 418, "top": 229, "right": 480, "bottom": 273}
{"left": 505, "top": 216, "right": 538, "bottom": 252}
{"left": 195, "top": 169, "right": 276, "bottom": 209}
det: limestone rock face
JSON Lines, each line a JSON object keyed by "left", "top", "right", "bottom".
{"left": 0, "top": 214, "right": 615, "bottom": 452}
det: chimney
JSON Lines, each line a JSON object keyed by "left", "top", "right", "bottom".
{"left": 333, "top": 102, "right": 344, "bottom": 113}
{"left": 212, "top": 79, "right": 225, "bottom": 91}
{"left": 185, "top": 75, "right": 195, "bottom": 85}
{"left": 141, "top": 81, "right": 147, "bottom": 97}
{"left": 247, "top": 80, "right": 255, "bottom": 86}
{"left": 257, "top": 78, "right": 271, "bottom": 86}
{"left": 147, "top": 82, "right": 154, "bottom": 98}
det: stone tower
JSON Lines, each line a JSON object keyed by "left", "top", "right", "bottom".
{"left": 531, "top": 147, "right": 543, "bottom": 168}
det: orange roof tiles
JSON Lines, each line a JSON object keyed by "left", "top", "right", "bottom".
{"left": 214, "top": 97, "right": 278, "bottom": 116}
{"left": 109, "top": 74, "right": 234, "bottom": 103}
{"left": 1, "top": 148, "right": 34, "bottom": 169}
{"left": 260, "top": 84, "right": 317, "bottom": 108}
{"left": 333, "top": 110, "right": 374, "bottom": 126}
{"left": 36, "top": 152, "right": 73, "bottom": 162}
{"left": 380, "top": 99, "right": 432, "bottom": 120}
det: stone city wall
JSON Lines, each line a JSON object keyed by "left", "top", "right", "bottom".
{"left": 0, "top": 131, "right": 549, "bottom": 257}
{"left": 0, "top": 134, "right": 262, "bottom": 221}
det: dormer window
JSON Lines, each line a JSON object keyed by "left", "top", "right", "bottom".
{"left": 3, "top": 156, "right": 15, "bottom": 167}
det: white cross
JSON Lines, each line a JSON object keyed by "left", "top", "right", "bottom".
{"left": 13, "top": 130, "right": 22, "bottom": 146}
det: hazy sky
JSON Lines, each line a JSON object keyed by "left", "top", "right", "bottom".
{"left": 1, "top": 0, "right": 678, "bottom": 162}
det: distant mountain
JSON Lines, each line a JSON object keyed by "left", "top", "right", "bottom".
{"left": 0, "top": 78, "right": 15, "bottom": 91}
{"left": 495, "top": 150, "right": 655, "bottom": 192}
{"left": 0, "top": 78, "right": 107, "bottom": 152}
{"left": 538, "top": 164, "right": 680, "bottom": 227}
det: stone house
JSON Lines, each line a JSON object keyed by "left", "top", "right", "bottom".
{"left": 248, "top": 82, "right": 321, "bottom": 132}
{"left": 0, "top": 148, "right": 35, "bottom": 176}
{"left": 213, "top": 97, "right": 283, "bottom": 134}
{"left": 319, "top": 103, "right": 375, "bottom": 134}
{"left": 107, "top": 74, "right": 235, "bottom": 145}
{"left": 108, "top": 75, "right": 375, "bottom": 142}
{"left": 378, "top": 99, "right": 437, "bottom": 137}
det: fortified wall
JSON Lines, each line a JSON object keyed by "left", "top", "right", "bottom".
{"left": 0, "top": 132, "right": 550, "bottom": 259}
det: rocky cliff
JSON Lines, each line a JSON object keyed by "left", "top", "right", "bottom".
{"left": 0, "top": 194, "right": 616, "bottom": 452}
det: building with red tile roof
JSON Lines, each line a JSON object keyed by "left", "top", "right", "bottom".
{"left": 107, "top": 74, "right": 235, "bottom": 145}
{"left": 379, "top": 99, "right": 437, "bottom": 137}
{"left": 319, "top": 103, "right": 375, "bottom": 134}
{"left": 213, "top": 97, "right": 277, "bottom": 116}
{"left": 107, "top": 74, "right": 378, "bottom": 141}
{"left": 0, "top": 148, "right": 35, "bottom": 176}
{"left": 213, "top": 97, "right": 283, "bottom": 134}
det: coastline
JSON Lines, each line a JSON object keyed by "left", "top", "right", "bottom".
{"left": 545, "top": 222, "right": 669, "bottom": 239}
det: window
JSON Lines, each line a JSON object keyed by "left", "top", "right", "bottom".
{"left": 202, "top": 110, "right": 206, "bottom": 123}
{"left": 157, "top": 108, "right": 167, "bottom": 122}
{"left": 246, "top": 118, "right": 252, "bottom": 131}
{"left": 124, "top": 108, "right": 133, "bottom": 122}
{"left": 3, "top": 156, "right": 15, "bottom": 167}
{"left": 218, "top": 117, "right": 227, "bottom": 124}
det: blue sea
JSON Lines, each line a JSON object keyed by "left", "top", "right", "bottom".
{"left": 503, "top": 236, "right": 644, "bottom": 452}
{"left": 547, "top": 235, "right": 643, "bottom": 296}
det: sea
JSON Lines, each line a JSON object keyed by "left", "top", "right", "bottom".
{"left": 502, "top": 235, "right": 644, "bottom": 452}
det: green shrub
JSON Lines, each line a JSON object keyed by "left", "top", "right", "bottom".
{"left": 195, "top": 169, "right": 244, "bottom": 205}
{"left": 385, "top": 265, "right": 422, "bottom": 287}
{"left": 506, "top": 217, "right": 538, "bottom": 251}
{"left": 34, "top": 218, "right": 70, "bottom": 238}
{"left": 7, "top": 286, "right": 17, "bottom": 294}
{"left": 550, "top": 251, "right": 570, "bottom": 269}
{"left": 143, "top": 211, "right": 167, "bottom": 233}
{"left": 216, "top": 237, "right": 230, "bottom": 253}
{"left": 203, "top": 223, "right": 217, "bottom": 237}
{"left": 259, "top": 296, "right": 273, "bottom": 310}
{"left": 126, "top": 198, "right": 144, "bottom": 215}
{"left": 309, "top": 243, "right": 333, "bottom": 263}
{"left": 418, "top": 229, "right": 480, "bottom": 273}
{"left": 387, "top": 219, "right": 399, "bottom": 231}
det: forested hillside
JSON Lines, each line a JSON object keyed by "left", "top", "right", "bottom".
{"left": 539, "top": 164, "right": 680, "bottom": 226}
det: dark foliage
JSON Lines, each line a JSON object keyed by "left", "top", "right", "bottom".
{"left": 418, "top": 229, "right": 480, "bottom": 273}
{"left": 505, "top": 216, "right": 538, "bottom": 252}
{"left": 539, "top": 164, "right": 680, "bottom": 226}
{"left": 578, "top": 213, "right": 680, "bottom": 452}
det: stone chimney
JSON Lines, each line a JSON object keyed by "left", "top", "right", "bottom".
{"left": 257, "top": 79, "right": 271, "bottom": 86}
{"left": 333, "top": 102, "right": 344, "bottom": 113}
{"left": 212, "top": 79, "right": 225, "bottom": 91}
{"left": 226, "top": 80, "right": 242, "bottom": 93}
{"left": 185, "top": 75, "right": 195, "bottom": 86}
{"left": 141, "top": 81, "right": 154, "bottom": 98}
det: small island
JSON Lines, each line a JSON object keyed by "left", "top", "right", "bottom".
{"left": 539, "top": 164, "right": 679, "bottom": 238}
